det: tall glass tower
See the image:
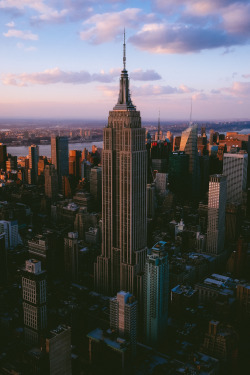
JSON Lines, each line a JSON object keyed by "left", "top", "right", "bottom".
{"left": 179, "top": 124, "right": 200, "bottom": 199}
{"left": 51, "top": 136, "right": 69, "bottom": 187}
{"left": 95, "top": 33, "right": 147, "bottom": 296}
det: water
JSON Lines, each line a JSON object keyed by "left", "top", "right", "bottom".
{"left": 7, "top": 141, "right": 103, "bottom": 158}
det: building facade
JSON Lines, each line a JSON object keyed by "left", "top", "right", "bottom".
{"left": 21, "top": 259, "right": 47, "bottom": 346}
{"left": 206, "top": 175, "right": 227, "bottom": 255}
{"left": 44, "top": 164, "right": 58, "bottom": 200}
{"left": 223, "top": 152, "right": 248, "bottom": 204}
{"left": 94, "top": 36, "right": 147, "bottom": 296}
{"left": 46, "top": 325, "right": 72, "bottom": 375}
{"left": 179, "top": 125, "right": 200, "bottom": 199}
{"left": 144, "top": 243, "right": 169, "bottom": 346}
{"left": 51, "top": 136, "right": 69, "bottom": 188}
{"left": 110, "top": 291, "right": 137, "bottom": 356}
{"left": 28, "top": 144, "right": 39, "bottom": 184}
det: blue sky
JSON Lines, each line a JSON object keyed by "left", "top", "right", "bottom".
{"left": 0, "top": 0, "right": 250, "bottom": 121}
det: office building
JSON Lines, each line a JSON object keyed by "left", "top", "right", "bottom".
{"left": 28, "top": 145, "right": 39, "bottom": 184}
{"left": 51, "top": 136, "right": 69, "bottom": 187}
{"left": 144, "top": 242, "right": 169, "bottom": 346}
{"left": 0, "top": 220, "right": 21, "bottom": 250}
{"left": 69, "top": 150, "right": 82, "bottom": 180}
{"left": 179, "top": 125, "right": 200, "bottom": 199}
{"left": 21, "top": 259, "right": 47, "bottom": 346}
{"left": 110, "top": 291, "right": 137, "bottom": 356}
{"left": 44, "top": 164, "right": 58, "bottom": 200}
{"left": 90, "top": 166, "right": 102, "bottom": 201}
{"left": 223, "top": 152, "right": 248, "bottom": 204}
{"left": 206, "top": 175, "right": 227, "bottom": 255}
{"left": 168, "top": 151, "right": 189, "bottom": 197}
{"left": 95, "top": 35, "right": 147, "bottom": 296}
{"left": 6, "top": 154, "right": 17, "bottom": 172}
{"left": 0, "top": 143, "right": 7, "bottom": 170}
{"left": 64, "top": 232, "right": 79, "bottom": 282}
{"left": 46, "top": 325, "right": 72, "bottom": 375}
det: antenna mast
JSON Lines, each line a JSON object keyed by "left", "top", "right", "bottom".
{"left": 123, "top": 29, "right": 126, "bottom": 70}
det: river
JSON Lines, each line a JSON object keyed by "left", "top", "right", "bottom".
{"left": 7, "top": 141, "right": 103, "bottom": 158}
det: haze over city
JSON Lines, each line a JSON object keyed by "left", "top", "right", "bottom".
{"left": 1, "top": 0, "right": 250, "bottom": 121}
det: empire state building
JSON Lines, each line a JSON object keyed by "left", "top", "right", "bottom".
{"left": 94, "top": 34, "right": 147, "bottom": 296}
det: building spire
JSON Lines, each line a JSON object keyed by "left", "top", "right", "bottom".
{"left": 123, "top": 28, "right": 126, "bottom": 71}
{"left": 113, "top": 29, "right": 136, "bottom": 111}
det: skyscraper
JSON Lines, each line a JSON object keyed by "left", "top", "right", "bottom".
{"left": 206, "top": 175, "right": 227, "bottom": 255}
{"left": 51, "top": 136, "right": 69, "bottom": 187}
{"left": 94, "top": 33, "right": 147, "bottom": 296}
{"left": 0, "top": 143, "right": 7, "bottom": 170}
{"left": 223, "top": 152, "right": 248, "bottom": 204}
{"left": 179, "top": 124, "right": 200, "bottom": 198}
{"left": 110, "top": 291, "right": 137, "bottom": 356}
{"left": 144, "top": 242, "right": 169, "bottom": 346}
{"left": 44, "top": 164, "right": 58, "bottom": 200}
{"left": 28, "top": 144, "right": 39, "bottom": 184}
{"left": 69, "top": 150, "right": 82, "bottom": 180}
{"left": 21, "top": 259, "right": 47, "bottom": 346}
{"left": 46, "top": 325, "right": 72, "bottom": 375}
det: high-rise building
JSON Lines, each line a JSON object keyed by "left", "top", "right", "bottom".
{"left": 110, "top": 291, "right": 137, "bottom": 356}
{"left": 46, "top": 325, "right": 72, "bottom": 375}
{"left": 44, "top": 164, "right": 58, "bottom": 200}
{"left": 144, "top": 242, "right": 169, "bottom": 346}
{"left": 6, "top": 154, "right": 17, "bottom": 172}
{"left": 90, "top": 166, "right": 102, "bottom": 200}
{"left": 69, "top": 150, "right": 82, "bottom": 180}
{"left": 64, "top": 232, "right": 79, "bottom": 282}
{"left": 223, "top": 152, "right": 248, "bottom": 204}
{"left": 0, "top": 143, "right": 7, "bottom": 170}
{"left": 28, "top": 145, "right": 39, "bottom": 184}
{"left": 94, "top": 34, "right": 147, "bottom": 296}
{"left": 21, "top": 259, "right": 47, "bottom": 346}
{"left": 206, "top": 175, "right": 227, "bottom": 255}
{"left": 179, "top": 125, "right": 200, "bottom": 199}
{"left": 168, "top": 151, "right": 189, "bottom": 197}
{"left": 0, "top": 220, "right": 21, "bottom": 250}
{"left": 51, "top": 136, "right": 69, "bottom": 187}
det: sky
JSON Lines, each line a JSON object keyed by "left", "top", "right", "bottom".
{"left": 0, "top": 0, "right": 250, "bottom": 122}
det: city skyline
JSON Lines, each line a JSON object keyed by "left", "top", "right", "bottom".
{"left": 1, "top": 0, "right": 250, "bottom": 121}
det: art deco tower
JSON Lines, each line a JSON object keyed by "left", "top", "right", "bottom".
{"left": 95, "top": 33, "right": 147, "bottom": 296}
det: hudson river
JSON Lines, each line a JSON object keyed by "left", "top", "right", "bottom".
{"left": 7, "top": 141, "right": 103, "bottom": 157}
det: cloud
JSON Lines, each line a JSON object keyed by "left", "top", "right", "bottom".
{"left": 1, "top": 67, "right": 162, "bottom": 87}
{"left": 130, "top": 69, "right": 161, "bottom": 81}
{"left": 192, "top": 92, "right": 208, "bottom": 100}
{"left": 221, "top": 81, "right": 250, "bottom": 97}
{"left": 3, "top": 29, "right": 38, "bottom": 40}
{"left": 6, "top": 21, "right": 15, "bottom": 27}
{"left": 130, "top": 23, "right": 236, "bottom": 54}
{"left": 135, "top": 0, "right": 250, "bottom": 54}
{"left": 98, "top": 83, "right": 197, "bottom": 97}
{"left": 0, "top": 0, "right": 69, "bottom": 22}
{"left": 1, "top": 67, "right": 120, "bottom": 87}
{"left": 80, "top": 8, "right": 150, "bottom": 44}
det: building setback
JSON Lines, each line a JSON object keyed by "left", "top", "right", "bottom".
{"left": 94, "top": 34, "right": 147, "bottom": 296}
